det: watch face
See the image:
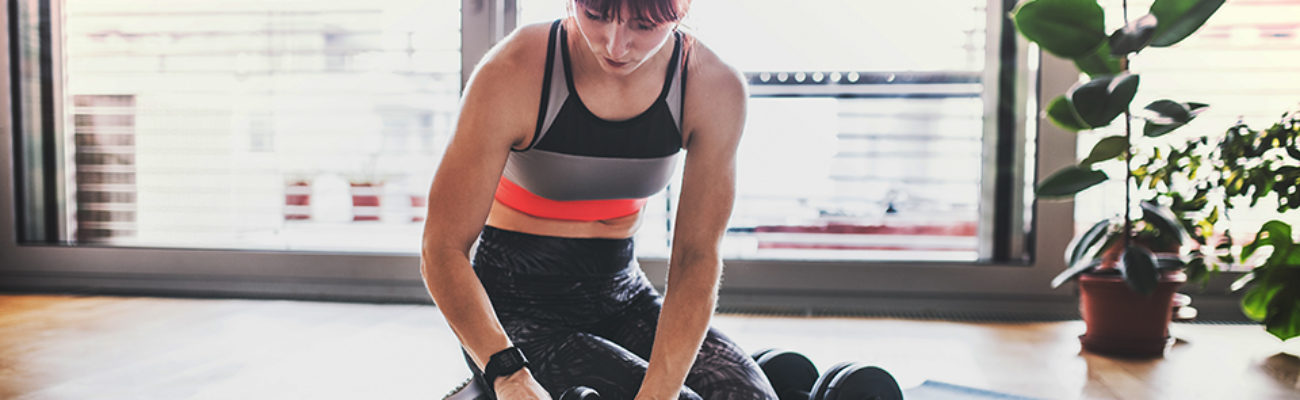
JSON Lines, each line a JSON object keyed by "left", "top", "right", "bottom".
{"left": 502, "top": 350, "right": 523, "bottom": 364}
{"left": 486, "top": 347, "right": 530, "bottom": 382}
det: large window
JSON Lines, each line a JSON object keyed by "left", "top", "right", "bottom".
{"left": 59, "top": 0, "right": 459, "bottom": 252}
{"left": 15, "top": 0, "right": 1027, "bottom": 263}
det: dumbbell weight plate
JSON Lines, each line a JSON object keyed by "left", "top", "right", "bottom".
{"left": 752, "top": 349, "right": 819, "bottom": 400}
{"left": 823, "top": 363, "right": 903, "bottom": 400}
{"left": 443, "top": 377, "right": 488, "bottom": 400}
{"left": 810, "top": 362, "right": 856, "bottom": 400}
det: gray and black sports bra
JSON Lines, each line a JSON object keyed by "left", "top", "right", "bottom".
{"left": 493, "top": 19, "right": 688, "bottom": 221}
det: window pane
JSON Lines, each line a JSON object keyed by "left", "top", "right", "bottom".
{"left": 1073, "top": 0, "right": 1300, "bottom": 254}
{"left": 65, "top": 0, "right": 460, "bottom": 252}
{"left": 523, "top": 1, "right": 991, "bottom": 261}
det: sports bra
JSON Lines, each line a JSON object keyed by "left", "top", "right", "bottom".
{"left": 494, "top": 19, "right": 688, "bottom": 221}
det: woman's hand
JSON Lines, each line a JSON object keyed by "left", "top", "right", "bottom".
{"left": 494, "top": 368, "right": 551, "bottom": 400}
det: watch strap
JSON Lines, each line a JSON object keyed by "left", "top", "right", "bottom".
{"left": 482, "top": 346, "right": 530, "bottom": 392}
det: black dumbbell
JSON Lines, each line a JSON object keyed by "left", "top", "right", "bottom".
{"left": 813, "top": 362, "right": 902, "bottom": 400}
{"left": 752, "top": 348, "right": 903, "bottom": 400}
{"left": 443, "top": 378, "right": 601, "bottom": 400}
{"left": 753, "top": 348, "right": 820, "bottom": 400}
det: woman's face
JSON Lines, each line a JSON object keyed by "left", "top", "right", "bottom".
{"left": 571, "top": 2, "right": 678, "bottom": 76}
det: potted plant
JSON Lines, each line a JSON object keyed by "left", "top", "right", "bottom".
{"left": 1129, "top": 110, "right": 1300, "bottom": 341}
{"left": 1225, "top": 114, "right": 1300, "bottom": 342}
{"left": 1010, "top": 0, "right": 1224, "bottom": 356}
{"left": 1132, "top": 112, "right": 1300, "bottom": 286}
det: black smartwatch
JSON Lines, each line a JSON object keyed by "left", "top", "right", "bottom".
{"left": 482, "top": 346, "right": 530, "bottom": 392}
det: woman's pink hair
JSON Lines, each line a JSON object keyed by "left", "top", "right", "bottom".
{"left": 573, "top": 0, "right": 692, "bottom": 25}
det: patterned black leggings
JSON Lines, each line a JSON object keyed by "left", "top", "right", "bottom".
{"left": 464, "top": 226, "right": 777, "bottom": 400}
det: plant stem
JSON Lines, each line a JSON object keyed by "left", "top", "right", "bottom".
{"left": 1122, "top": 0, "right": 1130, "bottom": 24}
{"left": 1122, "top": 0, "right": 1133, "bottom": 250}
{"left": 1124, "top": 111, "right": 1133, "bottom": 250}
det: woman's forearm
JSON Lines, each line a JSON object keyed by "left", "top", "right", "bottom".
{"left": 420, "top": 247, "right": 515, "bottom": 370}
{"left": 637, "top": 256, "right": 723, "bottom": 399}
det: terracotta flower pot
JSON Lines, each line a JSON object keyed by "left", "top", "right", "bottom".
{"left": 1078, "top": 270, "right": 1186, "bottom": 357}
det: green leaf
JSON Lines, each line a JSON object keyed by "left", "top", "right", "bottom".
{"left": 1067, "top": 219, "right": 1114, "bottom": 268}
{"left": 1012, "top": 0, "right": 1108, "bottom": 58}
{"left": 1144, "top": 121, "right": 1186, "bottom": 137}
{"left": 1185, "top": 256, "right": 1208, "bottom": 284}
{"left": 1172, "top": 190, "right": 1209, "bottom": 212}
{"left": 1244, "top": 220, "right": 1295, "bottom": 266}
{"left": 1141, "top": 201, "right": 1191, "bottom": 246}
{"left": 1155, "top": 254, "right": 1187, "bottom": 271}
{"left": 1071, "top": 78, "right": 1112, "bottom": 124}
{"left": 1146, "top": 100, "right": 1193, "bottom": 123}
{"left": 1241, "top": 280, "right": 1281, "bottom": 322}
{"left": 1110, "top": 14, "right": 1160, "bottom": 55}
{"left": 1104, "top": 74, "right": 1141, "bottom": 123}
{"left": 1046, "top": 96, "right": 1092, "bottom": 132}
{"left": 1074, "top": 42, "right": 1124, "bottom": 78}
{"left": 1064, "top": 229, "right": 1124, "bottom": 288}
{"left": 1069, "top": 74, "right": 1140, "bottom": 128}
{"left": 1037, "top": 165, "right": 1109, "bottom": 198}
{"left": 1263, "top": 221, "right": 1295, "bottom": 267}
{"left": 1149, "top": 0, "right": 1226, "bottom": 47}
{"left": 1143, "top": 100, "right": 1207, "bottom": 137}
{"left": 1122, "top": 245, "right": 1159, "bottom": 295}
{"left": 1265, "top": 288, "right": 1300, "bottom": 341}
{"left": 1081, "top": 136, "right": 1128, "bottom": 166}
{"left": 1052, "top": 258, "right": 1103, "bottom": 289}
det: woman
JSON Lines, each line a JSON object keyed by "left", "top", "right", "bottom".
{"left": 420, "top": 0, "right": 773, "bottom": 398}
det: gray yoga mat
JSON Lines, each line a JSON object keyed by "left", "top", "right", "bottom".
{"left": 904, "top": 380, "right": 1042, "bottom": 400}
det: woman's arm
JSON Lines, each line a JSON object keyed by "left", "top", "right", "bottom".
{"left": 636, "top": 46, "right": 749, "bottom": 400}
{"left": 420, "top": 23, "right": 550, "bottom": 398}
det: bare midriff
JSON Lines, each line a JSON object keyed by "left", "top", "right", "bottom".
{"left": 485, "top": 198, "right": 642, "bottom": 239}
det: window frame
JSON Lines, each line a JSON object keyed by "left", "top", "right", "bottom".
{"left": 0, "top": 0, "right": 1249, "bottom": 320}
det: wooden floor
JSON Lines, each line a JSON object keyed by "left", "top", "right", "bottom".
{"left": 2, "top": 294, "right": 1299, "bottom": 400}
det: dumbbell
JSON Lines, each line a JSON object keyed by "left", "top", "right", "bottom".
{"left": 751, "top": 348, "right": 903, "bottom": 400}
{"left": 442, "top": 378, "right": 600, "bottom": 400}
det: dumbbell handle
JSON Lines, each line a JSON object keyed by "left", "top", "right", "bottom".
{"left": 559, "top": 386, "right": 600, "bottom": 400}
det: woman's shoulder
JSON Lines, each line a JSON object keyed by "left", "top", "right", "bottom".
{"left": 469, "top": 21, "right": 555, "bottom": 86}
{"left": 681, "top": 34, "right": 747, "bottom": 109}
{"left": 496, "top": 21, "right": 556, "bottom": 63}
{"left": 458, "top": 21, "right": 558, "bottom": 146}
{"left": 682, "top": 35, "right": 746, "bottom": 100}
{"left": 677, "top": 34, "right": 748, "bottom": 146}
